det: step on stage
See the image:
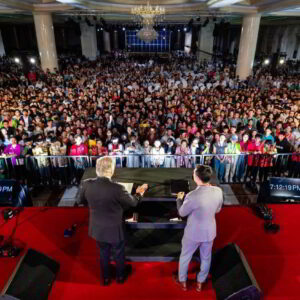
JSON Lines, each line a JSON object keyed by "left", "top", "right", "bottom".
{"left": 82, "top": 168, "right": 218, "bottom": 262}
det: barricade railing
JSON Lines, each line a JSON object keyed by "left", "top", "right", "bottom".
{"left": 0, "top": 153, "right": 299, "bottom": 187}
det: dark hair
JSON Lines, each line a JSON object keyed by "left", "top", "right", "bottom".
{"left": 194, "top": 165, "right": 213, "bottom": 183}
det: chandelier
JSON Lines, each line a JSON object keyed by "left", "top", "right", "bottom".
{"left": 131, "top": 1, "right": 165, "bottom": 26}
{"left": 137, "top": 25, "right": 158, "bottom": 43}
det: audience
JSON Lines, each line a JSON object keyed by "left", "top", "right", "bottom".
{"left": 0, "top": 53, "right": 299, "bottom": 185}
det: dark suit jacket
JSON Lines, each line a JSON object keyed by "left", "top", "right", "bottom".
{"left": 78, "top": 176, "right": 141, "bottom": 243}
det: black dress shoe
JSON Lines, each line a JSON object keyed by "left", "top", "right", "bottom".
{"left": 103, "top": 278, "right": 111, "bottom": 286}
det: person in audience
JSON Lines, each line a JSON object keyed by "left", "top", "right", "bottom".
{"left": 213, "top": 134, "right": 227, "bottom": 183}
{"left": 150, "top": 140, "right": 165, "bottom": 168}
{"left": 176, "top": 139, "right": 191, "bottom": 168}
{"left": 224, "top": 134, "right": 240, "bottom": 183}
{"left": 164, "top": 138, "right": 176, "bottom": 168}
{"left": 124, "top": 135, "right": 142, "bottom": 168}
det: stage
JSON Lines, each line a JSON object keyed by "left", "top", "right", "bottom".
{"left": 0, "top": 205, "right": 300, "bottom": 300}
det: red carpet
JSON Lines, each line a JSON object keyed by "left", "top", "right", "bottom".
{"left": 0, "top": 205, "right": 300, "bottom": 300}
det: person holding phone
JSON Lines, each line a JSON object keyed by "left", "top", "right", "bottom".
{"left": 174, "top": 165, "right": 223, "bottom": 292}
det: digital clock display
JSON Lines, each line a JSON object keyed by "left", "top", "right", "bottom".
{"left": 269, "top": 177, "right": 300, "bottom": 199}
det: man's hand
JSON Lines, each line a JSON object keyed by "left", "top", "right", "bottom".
{"left": 177, "top": 192, "right": 185, "bottom": 200}
{"left": 136, "top": 184, "right": 148, "bottom": 196}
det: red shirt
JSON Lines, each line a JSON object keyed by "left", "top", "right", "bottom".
{"left": 69, "top": 144, "right": 88, "bottom": 156}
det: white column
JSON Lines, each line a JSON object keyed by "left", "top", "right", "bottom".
{"left": 103, "top": 31, "right": 111, "bottom": 53}
{"left": 0, "top": 30, "right": 5, "bottom": 56}
{"left": 236, "top": 14, "right": 261, "bottom": 80}
{"left": 184, "top": 32, "right": 192, "bottom": 53}
{"left": 33, "top": 12, "right": 58, "bottom": 72}
{"left": 197, "top": 22, "right": 214, "bottom": 62}
{"left": 80, "top": 23, "right": 98, "bottom": 60}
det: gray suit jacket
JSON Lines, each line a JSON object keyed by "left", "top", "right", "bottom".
{"left": 177, "top": 185, "right": 223, "bottom": 242}
{"left": 78, "top": 177, "right": 141, "bottom": 243}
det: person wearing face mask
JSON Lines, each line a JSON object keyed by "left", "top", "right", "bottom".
{"left": 141, "top": 140, "right": 152, "bottom": 168}
{"left": 124, "top": 135, "right": 142, "bottom": 168}
{"left": 69, "top": 135, "right": 89, "bottom": 184}
{"left": 150, "top": 140, "right": 165, "bottom": 168}
{"left": 164, "top": 138, "right": 176, "bottom": 168}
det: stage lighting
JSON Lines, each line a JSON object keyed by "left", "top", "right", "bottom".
{"left": 100, "top": 27, "right": 103, "bottom": 31}
{"left": 279, "top": 58, "right": 285, "bottom": 65}
{"left": 178, "top": 29, "right": 180, "bottom": 32}
{"left": 184, "top": 27, "right": 187, "bottom": 32}
{"left": 163, "top": 28, "right": 166, "bottom": 31}
{"left": 264, "top": 59, "right": 270, "bottom": 65}
{"left": 14, "top": 57, "right": 20, "bottom": 64}
{"left": 122, "top": 27, "right": 126, "bottom": 31}
{"left": 29, "top": 58, "right": 35, "bottom": 64}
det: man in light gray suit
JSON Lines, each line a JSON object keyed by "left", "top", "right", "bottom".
{"left": 175, "top": 165, "right": 223, "bottom": 292}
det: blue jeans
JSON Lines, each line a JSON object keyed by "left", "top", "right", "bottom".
{"left": 179, "top": 236, "right": 214, "bottom": 283}
{"left": 235, "top": 155, "right": 246, "bottom": 181}
{"left": 214, "top": 158, "right": 225, "bottom": 182}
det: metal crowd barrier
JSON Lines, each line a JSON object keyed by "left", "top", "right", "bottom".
{"left": 0, "top": 153, "right": 299, "bottom": 187}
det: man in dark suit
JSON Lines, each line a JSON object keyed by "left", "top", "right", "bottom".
{"left": 77, "top": 156, "right": 147, "bottom": 286}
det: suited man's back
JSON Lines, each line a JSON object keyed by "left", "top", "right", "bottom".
{"left": 79, "top": 177, "right": 140, "bottom": 243}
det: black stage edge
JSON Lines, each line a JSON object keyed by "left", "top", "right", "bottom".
{"left": 81, "top": 168, "right": 219, "bottom": 262}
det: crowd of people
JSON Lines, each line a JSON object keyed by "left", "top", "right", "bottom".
{"left": 0, "top": 53, "right": 299, "bottom": 186}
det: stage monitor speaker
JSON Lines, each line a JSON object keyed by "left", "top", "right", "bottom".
{"left": 210, "top": 243, "right": 262, "bottom": 300}
{"left": 1, "top": 249, "right": 60, "bottom": 300}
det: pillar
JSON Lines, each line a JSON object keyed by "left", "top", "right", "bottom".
{"left": 113, "top": 30, "right": 119, "bottom": 50}
{"left": 197, "top": 22, "right": 214, "bottom": 61}
{"left": 80, "top": 23, "right": 98, "bottom": 60}
{"left": 33, "top": 12, "right": 58, "bottom": 72}
{"left": 236, "top": 14, "right": 261, "bottom": 80}
{"left": 184, "top": 32, "right": 192, "bottom": 53}
{"left": 103, "top": 30, "right": 111, "bottom": 53}
{"left": 0, "top": 30, "right": 5, "bottom": 56}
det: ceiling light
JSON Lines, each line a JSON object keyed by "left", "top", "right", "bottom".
{"left": 30, "top": 58, "right": 36, "bottom": 64}
{"left": 264, "top": 59, "right": 270, "bottom": 65}
{"left": 14, "top": 57, "right": 20, "bottom": 64}
{"left": 208, "top": 0, "right": 243, "bottom": 8}
{"left": 123, "top": 27, "right": 126, "bottom": 31}
{"left": 279, "top": 59, "right": 285, "bottom": 65}
{"left": 184, "top": 27, "right": 187, "bottom": 32}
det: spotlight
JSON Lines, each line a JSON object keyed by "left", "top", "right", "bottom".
{"left": 122, "top": 27, "right": 126, "bottom": 31}
{"left": 184, "top": 27, "right": 187, "bottom": 32}
{"left": 14, "top": 57, "right": 20, "bottom": 64}
{"left": 178, "top": 29, "right": 180, "bottom": 32}
{"left": 163, "top": 28, "right": 166, "bottom": 31}
{"left": 97, "top": 28, "right": 100, "bottom": 32}
{"left": 264, "top": 59, "right": 270, "bottom": 65}
{"left": 279, "top": 58, "right": 285, "bottom": 65}
{"left": 100, "top": 27, "right": 103, "bottom": 31}
{"left": 29, "top": 58, "right": 35, "bottom": 64}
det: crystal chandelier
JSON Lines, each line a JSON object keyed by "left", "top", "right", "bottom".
{"left": 137, "top": 25, "right": 158, "bottom": 43}
{"left": 131, "top": 1, "right": 165, "bottom": 26}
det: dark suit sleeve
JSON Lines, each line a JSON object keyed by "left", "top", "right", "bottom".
{"left": 118, "top": 185, "right": 141, "bottom": 208}
{"left": 76, "top": 181, "right": 88, "bottom": 206}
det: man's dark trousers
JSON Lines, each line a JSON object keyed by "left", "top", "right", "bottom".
{"left": 97, "top": 240, "right": 125, "bottom": 280}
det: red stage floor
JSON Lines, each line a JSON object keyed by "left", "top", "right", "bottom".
{"left": 0, "top": 205, "right": 299, "bottom": 300}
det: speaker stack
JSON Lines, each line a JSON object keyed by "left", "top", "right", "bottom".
{"left": 210, "top": 243, "right": 262, "bottom": 300}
